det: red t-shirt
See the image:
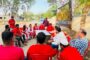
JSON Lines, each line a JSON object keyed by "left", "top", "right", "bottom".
{"left": 60, "top": 46, "right": 83, "bottom": 60}
{"left": 0, "top": 45, "right": 24, "bottom": 60}
{"left": 46, "top": 25, "right": 54, "bottom": 32}
{"left": 46, "top": 25, "right": 55, "bottom": 37}
{"left": 8, "top": 19, "right": 15, "bottom": 29}
{"left": 33, "top": 26, "right": 38, "bottom": 30}
{"left": 12, "top": 28, "right": 22, "bottom": 36}
{"left": 39, "top": 24, "right": 45, "bottom": 30}
{"left": 64, "top": 32, "right": 71, "bottom": 43}
{"left": 27, "top": 44, "right": 57, "bottom": 60}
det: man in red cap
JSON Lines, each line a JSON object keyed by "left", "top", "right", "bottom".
{"left": 8, "top": 16, "right": 15, "bottom": 31}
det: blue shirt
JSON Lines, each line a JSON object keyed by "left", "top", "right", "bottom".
{"left": 70, "top": 37, "right": 88, "bottom": 56}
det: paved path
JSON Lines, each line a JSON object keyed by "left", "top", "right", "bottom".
{"left": 22, "top": 39, "right": 36, "bottom": 56}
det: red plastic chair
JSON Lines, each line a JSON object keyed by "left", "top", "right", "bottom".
{"left": 84, "top": 41, "right": 90, "bottom": 56}
{"left": 30, "top": 54, "right": 52, "bottom": 60}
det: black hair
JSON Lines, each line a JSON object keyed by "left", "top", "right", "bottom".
{"left": 81, "top": 29, "right": 87, "bottom": 36}
{"left": 5, "top": 25, "right": 9, "bottom": 29}
{"left": 37, "top": 32, "right": 46, "bottom": 44}
{"left": 11, "top": 16, "right": 14, "bottom": 19}
{"left": 15, "top": 24, "right": 19, "bottom": 27}
{"left": 5, "top": 25, "right": 10, "bottom": 31}
{"left": 55, "top": 26, "right": 61, "bottom": 32}
{"left": 23, "top": 25, "right": 26, "bottom": 31}
{"left": 2, "top": 31, "right": 13, "bottom": 44}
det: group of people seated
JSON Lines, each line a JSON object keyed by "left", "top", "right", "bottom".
{"left": 0, "top": 16, "right": 89, "bottom": 60}
{"left": 0, "top": 25, "right": 89, "bottom": 60}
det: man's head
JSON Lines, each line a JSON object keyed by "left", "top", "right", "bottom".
{"left": 55, "top": 26, "right": 61, "bottom": 33}
{"left": 2, "top": 31, "right": 14, "bottom": 45}
{"left": 5, "top": 25, "right": 10, "bottom": 31}
{"left": 37, "top": 32, "right": 46, "bottom": 44}
{"left": 15, "top": 24, "right": 19, "bottom": 28}
{"left": 35, "top": 23, "right": 37, "bottom": 26}
{"left": 44, "top": 17, "right": 47, "bottom": 20}
{"left": 29, "top": 24, "right": 32, "bottom": 27}
{"left": 11, "top": 16, "right": 14, "bottom": 19}
{"left": 49, "top": 23, "right": 52, "bottom": 26}
{"left": 78, "top": 29, "right": 87, "bottom": 38}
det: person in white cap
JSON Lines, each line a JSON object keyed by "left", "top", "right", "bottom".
{"left": 51, "top": 26, "right": 68, "bottom": 49}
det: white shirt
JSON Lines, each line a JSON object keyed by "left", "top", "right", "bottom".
{"left": 52, "top": 32, "right": 68, "bottom": 45}
{"left": 28, "top": 27, "right": 33, "bottom": 32}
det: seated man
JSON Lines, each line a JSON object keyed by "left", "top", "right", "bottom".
{"left": 59, "top": 40, "right": 83, "bottom": 60}
{"left": 12, "top": 24, "right": 25, "bottom": 47}
{"left": 39, "top": 24, "right": 45, "bottom": 30}
{"left": 28, "top": 24, "right": 34, "bottom": 39}
{"left": 52, "top": 26, "right": 68, "bottom": 49}
{"left": 27, "top": 32, "right": 57, "bottom": 60}
{"left": 46, "top": 23, "right": 55, "bottom": 37}
{"left": 70, "top": 29, "right": 88, "bottom": 56}
{"left": 0, "top": 31, "right": 24, "bottom": 60}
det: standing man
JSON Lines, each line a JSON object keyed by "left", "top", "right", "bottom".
{"left": 8, "top": 16, "right": 15, "bottom": 31}
{"left": 43, "top": 18, "right": 49, "bottom": 27}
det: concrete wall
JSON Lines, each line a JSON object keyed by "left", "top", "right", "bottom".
{"left": 72, "top": 16, "right": 90, "bottom": 39}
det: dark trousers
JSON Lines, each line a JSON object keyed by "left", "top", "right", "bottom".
{"left": 16, "top": 36, "right": 24, "bottom": 47}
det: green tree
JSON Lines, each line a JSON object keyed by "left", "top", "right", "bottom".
{"left": 41, "top": 4, "right": 57, "bottom": 18}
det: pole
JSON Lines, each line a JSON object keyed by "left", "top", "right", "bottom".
{"left": 68, "top": 0, "right": 72, "bottom": 29}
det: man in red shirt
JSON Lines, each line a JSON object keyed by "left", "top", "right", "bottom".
{"left": 43, "top": 18, "right": 49, "bottom": 27}
{"left": 27, "top": 32, "right": 57, "bottom": 60}
{"left": 28, "top": 24, "right": 34, "bottom": 39}
{"left": 12, "top": 24, "right": 24, "bottom": 47}
{"left": 59, "top": 40, "right": 83, "bottom": 60}
{"left": 39, "top": 24, "right": 45, "bottom": 30}
{"left": 33, "top": 23, "right": 39, "bottom": 38}
{"left": 46, "top": 23, "right": 55, "bottom": 37}
{"left": 8, "top": 16, "right": 15, "bottom": 31}
{"left": 0, "top": 31, "right": 24, "bottom": 60}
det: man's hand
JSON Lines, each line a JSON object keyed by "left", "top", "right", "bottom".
{"left": 48, "top": 40, "right": 53, "bottom": 43}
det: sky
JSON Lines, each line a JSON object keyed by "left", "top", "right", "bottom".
{"left": 29, "top": 0, "right": 50, "bottom": 14}
{"left": 0, "top": 0, "right": 50, "bottom": 16}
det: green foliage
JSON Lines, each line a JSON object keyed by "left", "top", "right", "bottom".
{"left": 41, "top": 4, "right": 57, "bottom": 18}
{"left": 74, "top": 0, "right": 90, "bottom": 16}
{"left": 57, "top": 4, "right": 70, "bottom": 20}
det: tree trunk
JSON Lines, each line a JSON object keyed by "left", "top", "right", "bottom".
{"left": 80, "top": 6, "right": 89, "bottom": 29}
{"left": 68, "top": 0, "right": 72, "bottom": 30}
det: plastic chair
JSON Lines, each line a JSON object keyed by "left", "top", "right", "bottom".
{"left": 84, "top": 41, "right": 90, "bottom": 56}
{"left": 30, "top": 54, "right": 52, "bottom": 60}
